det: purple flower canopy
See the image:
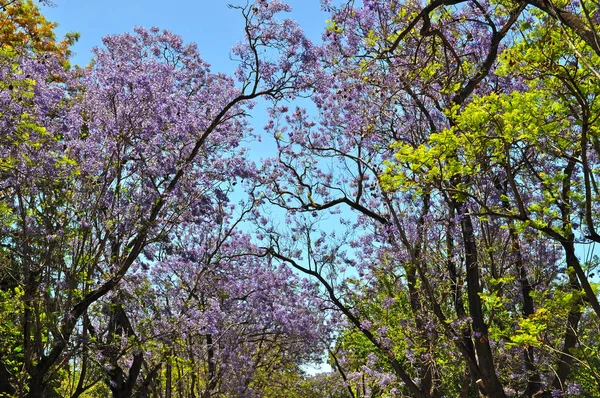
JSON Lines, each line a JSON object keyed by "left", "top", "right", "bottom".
{"left": 2, "top": 0, "right": 600, "bottom": 397}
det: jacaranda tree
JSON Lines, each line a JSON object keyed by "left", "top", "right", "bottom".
{"left": 257, "top": 0, "right": 600, "bottom": 397}
{"left": 2, "top": 0, "right": 600, "bottom": 397}
{"left": 0, "top": 1, "right": 328, "bottom": 396}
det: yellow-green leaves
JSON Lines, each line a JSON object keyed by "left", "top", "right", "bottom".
{"left": 508, "top": 308, "right": 550, "bottom": 348}
{"left": 382, "top": 125, "right": 480, "bottom": 197}
{"left": 365, "top": 29, "right": 379, "bottom": 48}
{"left": 326, "top": 19, "right": 343, "bottom": 34}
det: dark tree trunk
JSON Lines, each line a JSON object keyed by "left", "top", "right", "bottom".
{"left": 459, "top": 207, "right": 506, "bottom": 398}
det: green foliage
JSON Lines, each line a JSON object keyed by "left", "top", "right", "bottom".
{"left": 375, "top": 3, "right": 600, "bottom": 394}
{"left": 0, "top": 287, "right": 25, "bottom": 380}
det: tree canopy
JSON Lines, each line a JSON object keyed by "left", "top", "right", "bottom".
{"left": 1, "top": 0, "right": 599, "bottom": 397}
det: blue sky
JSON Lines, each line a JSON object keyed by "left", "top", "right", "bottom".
{"left": 42, "top": 0, "right": 328, "bottom": 73}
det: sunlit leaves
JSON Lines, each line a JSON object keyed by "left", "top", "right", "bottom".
{"left": 0, "top": 0, "right": 78, "bottom": 64}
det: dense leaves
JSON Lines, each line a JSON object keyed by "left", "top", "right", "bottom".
{"left": 0, "top": 0, "right": 76, "bottom": 62}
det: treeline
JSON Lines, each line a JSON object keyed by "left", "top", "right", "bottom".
{"left": 1, "top": 0, "right": 600, "bottom": 397}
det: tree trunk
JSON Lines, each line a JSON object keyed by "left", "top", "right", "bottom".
{"left": 459, "top": 207, "right": 506, "bottom": 398}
